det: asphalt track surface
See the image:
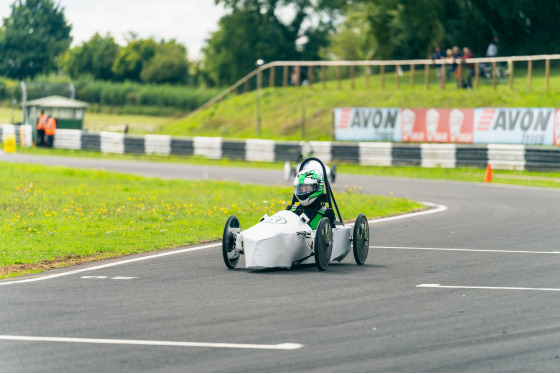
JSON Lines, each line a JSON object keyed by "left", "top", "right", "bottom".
{"left": 1, "top": 153, "right": 560, "bottom": 372}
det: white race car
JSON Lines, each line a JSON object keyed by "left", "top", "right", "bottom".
{"left": 222, "top": 158, "right": 369, "bottom": 271}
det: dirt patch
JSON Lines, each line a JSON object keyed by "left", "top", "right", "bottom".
{"left": 0, "top": 253, "right": 115, "bottom": 277}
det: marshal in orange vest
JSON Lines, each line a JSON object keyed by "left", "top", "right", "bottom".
{"left": 45, "top": 116, "right": 56, "bottom": 136}
{"left": 36, "top": 113, "right": 47, "bottom": 130}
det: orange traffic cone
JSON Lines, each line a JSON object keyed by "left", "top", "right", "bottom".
{"left": 484, "top": 164, "right": 492, "bottom": 183}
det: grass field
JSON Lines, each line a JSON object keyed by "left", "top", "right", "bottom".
{"left": 17, "top": 147, "right": 560, "bottom": 189}
{"left": 162, "top": 65, "right": 560, "bottom": 140}
{"left": 0, "top": 162, "right": 424, "bottom": 279}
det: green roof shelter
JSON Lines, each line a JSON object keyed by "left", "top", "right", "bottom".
{"left": 26, "top": 95, "right": 89, "bottom": 130}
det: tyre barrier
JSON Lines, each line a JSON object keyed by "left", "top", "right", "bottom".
{"left": 0, "top": 126, "right": 559, "bottom": 171}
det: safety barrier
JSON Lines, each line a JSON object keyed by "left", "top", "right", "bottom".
{"left": 1, "top": 124, "right": 32, "bottom": 147}
{"left": 0, "top": 126, "right": 559, "bottom": 171}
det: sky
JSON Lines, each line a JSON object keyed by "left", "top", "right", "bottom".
{"left": 0, "top": 0, "right": 227, "bottom": 59}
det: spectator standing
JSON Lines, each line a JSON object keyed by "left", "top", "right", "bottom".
{"left": 486, "top": 36, "right": 499, "bottom": 58}
{"left": 463, "top": 47, "right": 475, "bottom": 89}
{"left": 36, "top": 109, "right": 47, "bottom": 146}
{"left": 432, "top": 46, "right": 445, "bottom": 86}
{"left": 452, "top": 46, "right": 463, "bottom": 88}
{"left": 445, "top": 48, "right": 453, "bottom": 81}
{"left": 290, "top": 67, "right": 299, "bottom": 86}
{"left": 44, "top": 115, "right": 56, "bottom": 148}
{"left": 486, "top": 35, "right": 506, "bottom": 76}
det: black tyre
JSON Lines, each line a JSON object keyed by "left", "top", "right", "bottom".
{"left": 222, "top": 215, "right": 241, "bottom": 269}
{"left": 314, "top": 217, "right": 333, "bottom": 271}
{"left": 353, "top": 214, "right": 370, "bottom": 265}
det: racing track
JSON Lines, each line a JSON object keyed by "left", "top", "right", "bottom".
{"left": 1, "top": 153, "right": 560, "bottom": 372}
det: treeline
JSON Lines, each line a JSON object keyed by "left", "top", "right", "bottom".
{"left": 203, "top": 0, "right": 560, "bottom": 86}
{"left": 61, "top": 34, "right": 193, "bottom": 85}
{"left": 2, "top": 0, "right": 560, "bottom": 93}
{"left": 0, "top": 75, "right": 221, "bottom": 114}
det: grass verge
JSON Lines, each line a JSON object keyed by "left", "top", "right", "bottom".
{"left": 0, "top": 162, "right": 424, "bottom": 278}
{"left": 17, "top": 147, "right": 560, "bottom": 189}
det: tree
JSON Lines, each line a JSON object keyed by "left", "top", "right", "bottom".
{"left": 202, "top": 8, "right": 296, "bottom": 86}
{"left": 202, "top": 0, "right": 344, "bottom": 86}
{"left": 320, "top": 2, "right": 376, "bottom": 60}
{"left": 0, "top": 0, "right": 72, "bottom": 79}
{"left": 359, "top": 0, "right": 560, "bottom": 60}
{"left": 111, "top": 38, "right": 157, "bottom": 81}
{"left": 61, "top": 33, "right": 120, "bottom": 80}
{"left": 365, "top": 0, "right": 445, "bottom": 60}
{"left": 140, "top": 40, "right": 189, "bottom": 84}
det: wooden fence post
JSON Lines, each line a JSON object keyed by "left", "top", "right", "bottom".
{"left": 475, "top": 62, "right": 479, "bottom": 89}
{"left": 350, "top": 65, "right": 355, "bottom": 89}
{"left": 509, "top": 60, "right": 514, "bottom": 90}
{"left": 322, "top": 66, "right": 326, "bottom": 89}
{"left": 294, "top": 66, "right": 301, "bottom": 86}
{"left": 410, "top": 64, "right": 415, "bottom": 87}
{"left": 396, "top": 65, "right": 400, "bottom": 88}
{"left": 336, "top": 66, "right": 341, "bottom": 90}
{"left": 244, "top": 80, "right": 249, "bottom": 93}
{"left": 424, "top": 64, "right": 429, "bottom": 89}
{"left": 365, "top": 65, "right": 370, "bottom": 89}
{"left": 380, "top": 65, "right": 385, "bottom": 89}
{"left": 492, "top": 61, "right": 497, "bottom": 90}
{"left": 441, "top": 62, "right": 446, "bottom": 89}
{"left": 283, "top": 65, "right": 288, "bottom": 87}
{"left": 308, "top": 66, "right": 313, "bottom": 87}
{"left": 269, "top": 66, "right": 275, "bottom": 88}
{"left": 528, "top": 60, "right": 532, "bottom": 89}
{"left": 545, "top": 58, "right": 550, "bottom": 90}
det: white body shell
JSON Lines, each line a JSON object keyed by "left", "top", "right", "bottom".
{"left": 237, "top": 210, "right": 352, "bottom": 268}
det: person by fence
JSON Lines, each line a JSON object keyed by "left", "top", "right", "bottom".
{"left": 36, "top": 109, "right": 47, "bottom": 146}
{"left": 452, "top": 46, "right": 463, "bottom": 88}
{"left": 432, "top": 46, "right": 445, "bottom": 86}
{"left": 45, "top": 115, "right": 56, "bottom": 148}
{"left": 462, "top": 47, "right": 475, "bottom": 89}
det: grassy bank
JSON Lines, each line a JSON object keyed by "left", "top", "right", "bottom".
{"left": 0, "top": 162, "right": 424, "bottom": 278}
{"left": 162, "top": 67, "right": 560, "bottom": 140}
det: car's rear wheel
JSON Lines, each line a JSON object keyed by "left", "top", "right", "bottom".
{"left": 353, "top": 214, "right": 369, "bottom": 265}
{"left": 314, "top": 217, "right": 333, "bottom": 271}
{"left": 222, "top": 215, "right": 241, "bottom": 269}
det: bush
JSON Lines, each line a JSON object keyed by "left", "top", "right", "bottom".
{"left": 0, "top": 74, "right": 222, "bottom": 115}
{"left": 73, "top": 77, "right": 220, "bottom": 112}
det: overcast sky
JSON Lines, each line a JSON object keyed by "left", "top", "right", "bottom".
{"left": 0, "top": 0, "right": 227, "bottom": 59}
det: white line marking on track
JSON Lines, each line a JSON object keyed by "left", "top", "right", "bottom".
{"left": 0, "top": 243, "right": 220, "bottom": 286}
{"left": 368, "top": 201, "right": 447, "bottom": 224}
{"left": 111, "top": 276, "right": 138, "bottom": 280}
{"left": 0, "top": 201, "right": 446, "bottom": 286}
{"left": 81, "top": 276, "right": 108, "bottom": 279}
{"left": 417, "top": 284, "right": 560, "bottom": 292}
{"left": 371, "top": 245, "right": 560, "bottom": 255}
{"left": 0, "top": 335, "right": 302, "bottom": 350}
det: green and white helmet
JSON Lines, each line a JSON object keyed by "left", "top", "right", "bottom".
{"left": 294, "top": 169, "right": 324, "bottom": 206}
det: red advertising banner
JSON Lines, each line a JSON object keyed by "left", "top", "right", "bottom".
{"left": 401, "top": 108, "right": 474, "bottom": 143}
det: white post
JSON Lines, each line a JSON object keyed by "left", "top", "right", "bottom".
{"left": 20, "top": 81, "right": 27, "bottom": 124}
